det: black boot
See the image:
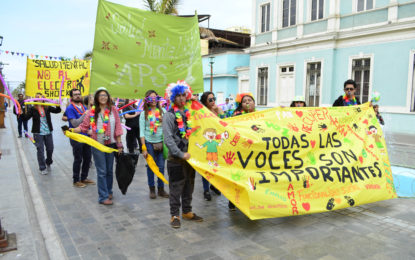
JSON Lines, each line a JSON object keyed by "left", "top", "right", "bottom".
{"left": 210, "top": 185, "right": 221, "bottom": 195}
{"left": 149, "top": 186, "right": 156, "bottom": 199}
{"left": 157, "top": 187, "right": 169, "bottom": 198}
{"left": 203, "top": 191, "right": 211, "bottom": 201}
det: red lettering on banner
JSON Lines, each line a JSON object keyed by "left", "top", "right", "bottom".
{"left": 230, "top": 133, "right": 241, "bottom": 146}
{"left": 365, "top": 184, "right": 381, "bottom": 190}
{"left": 287, "top": 184, "right": 299, "bottom": 215}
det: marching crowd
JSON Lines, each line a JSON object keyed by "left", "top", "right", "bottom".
{"left": 6, "top": 79, "right": 384, "bottom": 228}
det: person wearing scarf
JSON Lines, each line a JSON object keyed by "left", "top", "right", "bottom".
{"left": 22, "top": 93, "right": 61, "bottom": 175}
{"left": 140, "top": 90, "right": 169, "bottom": 199}
{"left": 162, "top": 80, "right": 203, "bottom": 228}
{"left": 71, "top": 87, "right": 123, "bottom": 205}
{"left": 333, "top": 79, "right": 361, "bottom": 107}
{"left": 65, "top": 88, "right": 94, "bottom": 188}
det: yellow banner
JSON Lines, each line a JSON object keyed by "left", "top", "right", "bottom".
{"left": 187, "top": 103, "right": 396, "bottom": 220}
{"left": 25, "top": 58, "right": 90, "bottom": 98}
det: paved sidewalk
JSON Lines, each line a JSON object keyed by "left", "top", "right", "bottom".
{"left": 1, "top": 112, "right": 415, "bottom": 260}
{"left": 0, "top": 112, "right": 49, "bottom": 259}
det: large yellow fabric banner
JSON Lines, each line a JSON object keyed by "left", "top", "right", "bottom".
{"left": 187, "top": 103, "right": 396, "bottom": 220}
{"left": 26, "top": 58, "right": 90, "bottom": 98}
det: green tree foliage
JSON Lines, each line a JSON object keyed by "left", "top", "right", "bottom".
{"left": 12, "top": 81, "right": 25, "bottom": 96}
{"left": 143, "top": 0, "right": 180, "bottom": 14}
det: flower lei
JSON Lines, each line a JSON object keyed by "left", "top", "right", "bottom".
{"left": 148, "top": 108, "right": 161, "bottom": 135}
{"left": 173, "top": 102, "right": 192, "bottom": 138}
{"left": 90, "top": 106, "right": 110, "bottom": 134}
{"left": 343, "top": 95, "right": 357, "bottom": 106}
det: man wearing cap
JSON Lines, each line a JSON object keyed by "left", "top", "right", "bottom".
{"left": 333, "top": 79, "right": 361, "bottom": 107}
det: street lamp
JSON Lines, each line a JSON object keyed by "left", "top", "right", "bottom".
{"left": 209, "top": 56, "right": 215, "bottom": 92}
{"left": 0, "top": 36, "right": 3, "bottom": 46}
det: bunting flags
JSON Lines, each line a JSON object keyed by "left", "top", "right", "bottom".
{"left": 0, "top": 49, "right": 69, "bottom": 60}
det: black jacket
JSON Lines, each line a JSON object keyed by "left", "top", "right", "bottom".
{"left": 13, "top": 99, "right": 27, "bottom": 115}
{"left": 333, "top": 95, "right": 361, "bottom": 107}
{"left": 23, "top": 105, "right": 62, "bottom": 133}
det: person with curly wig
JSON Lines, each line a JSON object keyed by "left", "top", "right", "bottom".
{"left": 162, "top": 80, "right": 203, "bottom": 228}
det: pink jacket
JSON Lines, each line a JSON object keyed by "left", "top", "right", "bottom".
{"left": 79, "top": 106, "right": 123, "bottom": 145}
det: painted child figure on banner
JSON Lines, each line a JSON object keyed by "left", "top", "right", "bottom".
{"left": 196, "top": 128, "right": 228, "bottom": 167}
{"left": 162, "top": 80, "right": 203, "bottom": 229}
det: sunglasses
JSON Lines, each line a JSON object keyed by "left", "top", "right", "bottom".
{"left": 208, "top": 97, "right": 216, "bottom": 102}
{"left": 145, "top": 96, "right": 162, "bottom": 103}
{"left": 345, "top": 88, "right": 355, "bottom": 91}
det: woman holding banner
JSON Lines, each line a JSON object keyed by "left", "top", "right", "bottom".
{"left": 228, "top": 92, "right": 256, "bottom": 210}
{"left": 70, "top": 87, "right": 123, "bottom": 205}
{"left": 140, "top": 90, "right": 169, "bottom": 199}
{"left": 199, "top": 91, "right": 223, "bottom": 201}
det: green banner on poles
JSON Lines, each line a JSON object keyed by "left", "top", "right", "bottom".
{"left": 90, "top": 0, "right": 203, "bottom": 98}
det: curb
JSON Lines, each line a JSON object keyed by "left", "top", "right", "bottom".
{"left": 9, "top": 115, "right": 67, "bottom": 260}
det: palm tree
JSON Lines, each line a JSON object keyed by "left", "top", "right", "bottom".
{"left": 83, "top": 51, "right": 93, "bottom": 60}
{"left": 143, "top": 0, "right": 180, "bottom": 14}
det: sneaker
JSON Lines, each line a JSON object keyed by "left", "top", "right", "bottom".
{"left": 81, "top": 179, "right": 96, "bottom": 185}
{"left": 170, "top": 216, "right": 181, "bottom": 228}
{"left": 99, "top": 199, "right": 113, "bottom": 205}
{"left": 40, "top": 169, "right": 48, "bottom": 175}
{"left": 228, "top": 201, "right": 236, "bottom": 211}
{"left": 73, "top": 182, "right": 87, "bottom": 188}
{"left": 203, "top": 191, "right": 211, "bottom": 201}
{"left": 182, "top": 212, "right": 203, "bottom": 222}
{"left": 210, "top": 185, "right": 221, "bottom": 195}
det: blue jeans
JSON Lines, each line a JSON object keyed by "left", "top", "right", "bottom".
{"left": 17, "top": 117, "right": 28, "bottom": 136}
{"left": 202, "top": 177, "right": 209, "bottom": 192}
{"left": 92, "top": 147, "right": 115, "bottom": 203}
{"left": 33, "top": 134, "right": 54, "bottom": 171}
{"left": 70, "top": 139, "right": 92, "bottom": 183}
{"left": 145, "top": 141, "right": 165, "bottom": 188}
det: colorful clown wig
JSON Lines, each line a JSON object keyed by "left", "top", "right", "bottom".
{"left": 164, "top": 80, "right": 193, "bottom": 103}
{"left": 235, "top": 92, "right": 254, "bottom": 106}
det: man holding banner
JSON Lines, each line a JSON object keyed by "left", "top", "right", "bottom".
{"left": 23, "top": 93, "right": 61, "bottom": 175}
{"left": 163, "top": 81, "right": 203, "bottom": 228}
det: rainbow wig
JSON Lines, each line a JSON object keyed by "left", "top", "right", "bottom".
{"left": 164, "top": 80, "right": 193, "bottom": 102}
{"left": 235, "top": 92, "right": 254, "bottom": 106}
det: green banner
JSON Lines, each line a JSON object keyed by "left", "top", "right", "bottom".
{"left": 90, "top": 0, "right": 203, "bottom": 98}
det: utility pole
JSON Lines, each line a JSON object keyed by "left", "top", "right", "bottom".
{"left": 0, "top": 62, "right": 6, "bottom": 128}
{"left": 209, "top": 56, "right": 215, "bottom": 92}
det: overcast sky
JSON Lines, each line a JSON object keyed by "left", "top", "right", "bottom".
{"left": 0, "top": 0, "right": 251, "bottom": 89}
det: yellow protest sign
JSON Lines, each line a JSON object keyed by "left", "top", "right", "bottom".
{"left": 187, "top": 103, "right": 396, "bottom": 220}
{"left": 25, "top": 58, "right": 90, "bottom": 98}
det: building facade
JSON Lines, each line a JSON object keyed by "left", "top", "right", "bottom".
{"left": 247, "top": 0, "right": 415, "bottom": 136}
{"left": 202, "top": 52, "right": 250, "bottom": 105}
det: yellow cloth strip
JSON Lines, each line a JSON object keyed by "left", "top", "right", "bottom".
{"left": 145, "top": 154, "right": 169, "bottom": 184}
{"left": 64, "top": 131, "right": 118, "bottom": 153}
{"left": 24, "top": 102, "right": 60, "bottom": 106}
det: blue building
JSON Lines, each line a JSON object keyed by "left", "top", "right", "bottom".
{"left": 246, "top": 0, "right": 415, "bottom": 139}
{"left": 200, "top": 28, "right": 250, "bottom": 105}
